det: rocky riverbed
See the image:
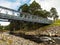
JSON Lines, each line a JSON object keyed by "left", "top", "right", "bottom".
{"left": 0, "top": 32, "right": 37, "bottom": 45}
{"left": 0, "top": 32, "right": 60, "bottom": 45}
{"left": 24, "top": 25, "right": 60, "bottom": 36}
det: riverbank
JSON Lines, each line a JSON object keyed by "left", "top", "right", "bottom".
{"left": 0, "top": 20, "right": 60, "bottom": 45}
{"left": 0, "top": 32, "right": 50, "bottom": 45}
{"left": 0, "top": 32, "right": 60, "bottom": 45}
{"left": 13, "top": 20, "right": 60, "bottom": 36}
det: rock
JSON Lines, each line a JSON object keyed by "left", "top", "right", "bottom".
{"left": 0, "top": 32, "right": 60, "bottom": 45}
{"left": 39, "top": 26, "right": 60, "bottom": 36}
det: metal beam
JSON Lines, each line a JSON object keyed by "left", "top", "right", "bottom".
{"left": 0, "top": 6, "right": 52, "bottom": 24}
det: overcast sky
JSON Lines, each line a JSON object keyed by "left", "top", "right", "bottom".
{"left": 0, "top": 0, "right": 60, "bottom": 26}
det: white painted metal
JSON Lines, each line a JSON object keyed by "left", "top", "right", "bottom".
{"left": 0, "top": 6, "right": 52, "bottom": 24}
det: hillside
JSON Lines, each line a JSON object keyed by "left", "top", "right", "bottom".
{"left": 16, "top": 20, "right": 60, "bottom": 36}
{"left": 50, "top": 20, "right": 60, "bottom": 26}
{"left": 36, "top": 19, "right": 60, "bottom": 36}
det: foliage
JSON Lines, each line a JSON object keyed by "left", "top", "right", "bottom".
{"left": 18, "top": 4, "right": 29, "bottom": 13}
{"left": 34, "top": 10, "right": 50, "bottom": 18}
{"left": 50, "top": 7, "right": 59, "bottom": 20}
{"left": 4, "top": 26, "right": 9, "bottom": 30}
{"left": 29, "top": 1, "right": 41, "bottom": 14}
{"left": 18, "top": 0, "right": 50, "bottom": 18}
{"left": 50, "top": 19, "right": 60, "bottom": 26}
{"left": 0, "top": 26, "right": 3, "bottom": 30}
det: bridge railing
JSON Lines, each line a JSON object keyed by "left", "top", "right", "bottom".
{"left": 0, "top": 6, "right": 52, "bottom": 24}
{"left": 20, "top": 12, "right": 52, "bottom": 24}
{"left": 0, "top": 6, "right": 20, "bottom": 17}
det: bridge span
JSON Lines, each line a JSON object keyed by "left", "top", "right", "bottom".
{"left": 0, "top": 6, "right": 52, "bottom": 24}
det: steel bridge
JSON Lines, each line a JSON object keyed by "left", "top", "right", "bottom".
{"left": 0, "top": 6, "right": 52, "bottom": 24}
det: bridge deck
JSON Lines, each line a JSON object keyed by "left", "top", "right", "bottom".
{"left": 0, "top": 6, "right": 52, "bottom": 24}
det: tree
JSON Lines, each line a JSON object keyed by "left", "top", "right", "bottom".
{"left": 18, "top": 4, "right": 29, "bottom": 13}
{"left": 43, "top": 10, "right": 50, "bottom": 18}
{"left": 50, "top": 7, "right": 59, "bottom": 20}
{"left": 34, "top": 10, "right": 44, "bottom": 17}
{"left": 34, "top": 10, "right": 50, "bottom": 18}
{"left": 29, "top": 0, "right": 42, "bottom": 14}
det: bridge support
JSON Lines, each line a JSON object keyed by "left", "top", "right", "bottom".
{"left": 9, "top": 20, "right": 20, "bottom": 33}
{"left": 9, "top": 20, "right": 49, "bottom": 34}
{"left": 9, "top": 20, "right": 15, "bottom": 33}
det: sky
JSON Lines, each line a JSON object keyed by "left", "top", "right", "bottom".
{"left": 0, "top": 0, "right": 60, "bottom": 26}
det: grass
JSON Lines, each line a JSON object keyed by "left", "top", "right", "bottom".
{"left": 40, "top": 19, "right": 60, "bottom": 29}
{"left": 47, "top": 19, "right": 60, "bottom": 27}
{"left": 32, "top": 19, "right": 60, "bottom": 34}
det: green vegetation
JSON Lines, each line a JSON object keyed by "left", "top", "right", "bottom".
{"left": 40, "top": 19, "right": 60, "bottom": 31}
{"left": 49, "top": 20, "right": 60, "bottom": 26}
{"left": 50, "top": 7, "right": 59, "bottom": 21}
{"left": 42, "top": 19, "right": 60, "bottom": 27}
{"left": 18, "top": 4, "right": 29, "bottom": 13}
{"left": 18, "top": 1, "right": 49, "bottom": 18}
{"left": 0, "top": 25, "right": 3, "bottom": 30}
{"left": 0, "top": 25, "right": 9, "bottom": 32}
